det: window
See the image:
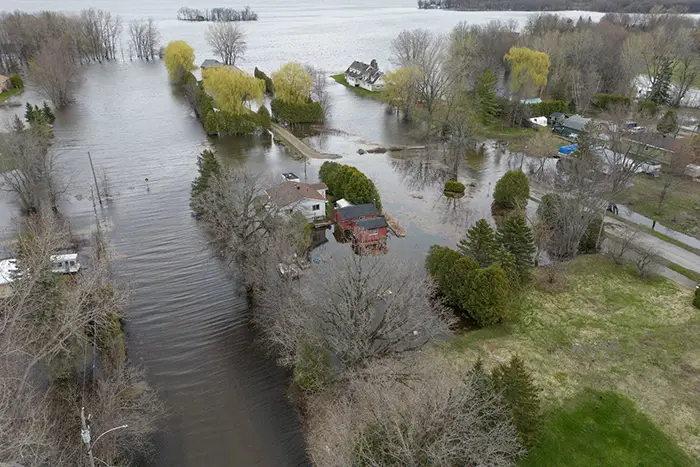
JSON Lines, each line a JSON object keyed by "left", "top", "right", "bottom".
{"left": 312, "top": 204, "right": 320, "bottom": 211}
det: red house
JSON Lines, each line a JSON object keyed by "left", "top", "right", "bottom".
{"left": 334, "top": 204, "right": 388, "bottom": 254}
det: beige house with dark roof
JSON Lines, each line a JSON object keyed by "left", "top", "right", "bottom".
{"left": 0, "top": 75, "right": 10, "bottom": 92}
{"left": 265, "top": 181, "right": 327, "bottom": 221}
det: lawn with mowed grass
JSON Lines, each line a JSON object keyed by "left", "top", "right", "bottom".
{"left": 330, "top": 74, "right": 384, "bottom": 100}
{"left": 0, "top": 86, "right": 21, "bottom": 103}
{"left": 522, "top": 389, "right": 695, "bottom": 467}
{"left": 446, "top": 255, "right": 700, "bottom": 461}
{"left": 618, "top": 174, "right": 700, "bottom": 239}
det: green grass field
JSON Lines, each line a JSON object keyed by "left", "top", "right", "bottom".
{"left": 522, "top": 389, "right": 695, "bottom": 467}
{"left": 618, "top": 175, "right": 700, "bottom": 239}
{"left": 0, "top": 86, "right": 21, "bottom": 103}
{"left": 330, "top": 74, "right": 384, "bottom": 100}
{"left": 446, "top": 255, "right": 700, "bottom": 461}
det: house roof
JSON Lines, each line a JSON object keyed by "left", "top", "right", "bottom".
{"left": 309, "top": 183, "right": 327, "bottom": 190}
{"left": 337, "top": 203, "right": 379, "bottom": 220}
{"left": 0, "top": 259, "right": 18, "bottom": 285}
{"left": 345, "top": 60, "right": 384, "bottom": 85}
{"left": 0, "top": 75, "right": 9, "bottom": 84}
{"left": 356, "top": 217, "right": 388, "bottom": 230}
{"left": 200, "top": 59, "right": 242, "bottom": 73}
{"left": 561, "top": 116, "right": 591, "bottom": 132}
{"left": 265, "top": 181, "right": 326, "bottom": 207}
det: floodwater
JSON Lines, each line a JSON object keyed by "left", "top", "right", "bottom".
{"left": 0, "top": 1, "right": 607, "bottom": 465}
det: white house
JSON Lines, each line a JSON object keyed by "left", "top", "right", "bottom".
{"left": 345, "top": 60, "right": 385, "bottom": 92}
{"left": 265, "top": 181, "right": 328, "bottom": 221}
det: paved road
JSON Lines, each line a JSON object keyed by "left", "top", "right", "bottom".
{"left": 269, "top": 123, "right": 339, "bottom": 160}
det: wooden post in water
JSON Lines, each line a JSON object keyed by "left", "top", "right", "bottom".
{"left": 88, "top": 152, "right": 102, "bottom": 206}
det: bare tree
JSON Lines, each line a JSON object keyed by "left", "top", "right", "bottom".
{"left": 254, "top": 254, "right": 454, "bottom": 372}
{"left": 606, "top": 224, "right": 639, "bottom": 264}
{"left": 78, "top": 8, "right": 122, "bottom": 62}
{"left": 0, "top": 118, "right": 64, "bottom": 213}
{"left": 205, "top": 22, "right": 247, "bottom": 66}
{"left": 569, "top": 69, "right": 600, "bottom": 114}
{"left": 654, "top": 138, "right": 697, "bottom": 214}
{"left": 307, "top": 353, "right": 522, "bottom": 466}
{"left": 128, "top": 18, "right": 160, "bottom": 61}
{"left": 306, "top": 65, "right": 332, "bottom": 117}
{"left": 636, "top": 245, "right": 659, "bottom": 279}
{"left": 670, "top": 28, "right": 700, "bottom": 107}
{"left": 30, "top": 39, "right": 79, "bottom": 108}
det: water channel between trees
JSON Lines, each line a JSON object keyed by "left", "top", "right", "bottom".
{"left": 0, "top": 2, "right": 611, "bottom": 465}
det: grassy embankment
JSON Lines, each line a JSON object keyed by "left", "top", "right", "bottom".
{"left": 0, "top": 86, "right": 21, "bottom": 104}
{"left": 331, "top": 74, "right": 384, "bottom": 100}
{"left": 446, "top": 255, "right": 700, "bottom": 464}
{"left": 618, "top": 175, "right": 700, "bottom": 239}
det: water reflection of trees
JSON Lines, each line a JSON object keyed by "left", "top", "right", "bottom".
{"left": 436, "top": 194, "right": 475, "bottom": 230}
{"left": 390, "top": 158, "right": 449, "bottom": 192}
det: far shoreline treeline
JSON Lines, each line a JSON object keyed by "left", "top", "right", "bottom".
{"left": 177, "top": 6, "right": 258, "bottom": 22}
{"left": 417, "top": 0, "right": 700, "bottom": 13}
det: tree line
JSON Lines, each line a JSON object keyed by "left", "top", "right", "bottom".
{"left": 0, "top": 10, "right": 163, "bottom": 108}
{"left": 176, "top": 6, "right": 258, "bottom": 22}
{"left": 421, "top": 0, "right": 700, "bottom": 13}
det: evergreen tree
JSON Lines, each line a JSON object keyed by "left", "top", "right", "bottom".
{"left": 475, "top": 68, "right": 498, "bottom": 125}
{"left": 24, "top": 102, "right": 35, "bottom": 123}
{"left": 492, "top": 355, "right": 541, "bottom": 448}
{"left": 493, "top": 170, "right": 530, "bottom": 210}
{"left": 190, "top": 150, "right": 222, "bottom": 213}
{"left": 647, "top": 57, "right": 673, "bottom": 106}
{"left": 458, "top": 219, "right": 498, "bottom": 267}
{"left": 42, "top": 101, "right": 56, "bottom": 124}
{"left": 657, "top": 109, "right": 678, "bottom": 136}
{"left": 693, "top": 286, "right": 700, "bottom": 309}
{"left": 497, "top": 211, "right": 535, "bottom": 284}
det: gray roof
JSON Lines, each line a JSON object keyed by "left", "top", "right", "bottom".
{"left": 345, "top": 60, "right": 384, "bottom": 85}
{"left": 266, "top": 181, "right": 326, "bottom": 207}
{"left": 561, "top": 116, "right": 591, "bottom": 132}
{"left": 356, "top": 217, "right": 388, "bottom": 230}
{"left": 201, "top": 59, "right": 242, "bottom": 73}
{"left": 337, "top": 203, "right": 379, "bottom": 219}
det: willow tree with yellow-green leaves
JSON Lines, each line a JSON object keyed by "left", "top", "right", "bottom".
{"left": 203, "top": 67, "right": 265, "bottom": 115}
{"left": 271, "top": 62, "right": 312, "bottom": 104}
{"left": 383, "top": 66, "right": 421, "bottom": 121}
{"left": 164, "top": 40, "right": 196, "bottom": 83}
{"left": 504, "top": 46, "right": 550, "bottom": 97}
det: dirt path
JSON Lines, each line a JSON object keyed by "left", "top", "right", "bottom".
{"left": 269, "top": 123, "right": 339, "bottom": 160}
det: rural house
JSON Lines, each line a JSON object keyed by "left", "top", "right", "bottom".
{"left": 344, "top": 60, "right": 385, "bottom": 92}
{"left": 334, "top": 203, "right": 388, "bottom": 254}
{"left": 0, "top": 74, "right": 10, "bottom": 92}
{"left": 265, "top": 181, "right": 328, "bottom": 221}
{"left": 200, "top": 59, "right": 242, "bottom": 73}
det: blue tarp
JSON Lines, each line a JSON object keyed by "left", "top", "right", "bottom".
{"left": 558, "top": 144, "right": 579, "bottom": 155}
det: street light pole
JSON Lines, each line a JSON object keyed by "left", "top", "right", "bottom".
{"left": 80, "top": 406, "right": 128, "bottom": 467}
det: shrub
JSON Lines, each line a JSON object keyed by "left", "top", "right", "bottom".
{"left": 293, "top": 341, "right": 333, "bottom": 393}
{"left": 693, "top": 286, "right": 699, "bottom": 309}
{"left": 593, "top": 93, "right": 631, "bottom": 110}
{"left": 578, "top": 216, "right": 603, "bottom": 254}
{"left": 318, "top": 161, "right": 382, "bottom": 210}
{"left": 493, "top": 170, "right": 530, "bottom": 210}
{"left": 492, "top": 355, "right": 541, "bottom": 448}
{"left": 637, "top": 99, "right": 659, "bottom": 117}
{"left": 530, "top": 100, "right": 568, "bottom": 116}
{"left": 254, "top": 67, "right": 275, "bottom": 95}
{"left": 657, "top": 109, "right": 678, "bottom": 136}
{"left": 257, "top": 105, "right": 271, "bottom": 129}
{"left": 9, "top": 73, "right": 24, "bottom": 89}
{"left": 182, "top": 71, "right": 197, "bottom": 87}
{"left": 270, "top": 98, "right": 323, "bottom": 124}
{"left": 444, "top": 180, "right": 465, "bottom": 195}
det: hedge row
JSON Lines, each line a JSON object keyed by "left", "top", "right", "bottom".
{"left": 529, "top": 100, "right": 568, "bottom": 116}
{"left": 254, "top": 67, "right": 275, "bottom": 95}
{"left": 319, "top": 161, "right": 382, "bottom": 211}
{"left": 593, "top": 93, "right": 631, "bottom": 110}
{"left": 271, "top": 98, "right": 324, "bottom": 124}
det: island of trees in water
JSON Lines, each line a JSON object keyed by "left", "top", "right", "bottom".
{"left": 418, "top": 0, "right": 700, "bottom": 13}
{"left": 177, "top": 6, "right": 258, "bottom": 22}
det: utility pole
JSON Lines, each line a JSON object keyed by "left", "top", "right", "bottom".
{"left": 88, "top": 152, "right": 102, "bottom": 206}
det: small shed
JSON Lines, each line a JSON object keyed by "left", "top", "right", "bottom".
{"left": 0, "top": 75, "right": 9, "bottom": 92}
{"left": 555, "top": 116, "right": 591, "bottom": 138}
{"left": 352, "top": 216, "right": 389, "bottom": 254}
{"left": 528, "top": 116, "right": 548, "bottom": 128}
{"left": 335, "top": 203, "right": 380, "bottom": 230}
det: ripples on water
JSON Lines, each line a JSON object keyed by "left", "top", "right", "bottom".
{"left": 0, "top": 2, "right": 609, "bottom": 465}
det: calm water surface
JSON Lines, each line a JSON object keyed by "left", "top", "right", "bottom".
{"left": 0, "top": 1, "right": 604, "bottom": 465}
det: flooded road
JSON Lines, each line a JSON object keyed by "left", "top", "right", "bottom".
{"left": 0, "top": 1, "right": 606, "bottom": 465}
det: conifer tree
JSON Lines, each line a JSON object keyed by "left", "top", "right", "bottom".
{"left": 190, "top": 149, "right": 222, "bottom": 213}
{"left": 458, "top": 219, "right": 498, "bottom": 267}
{"left": 42, "top": 102, "right": 56, "bottom": 124}
{"left": 492, "top": 355, "right": 541, "bottom": 448}
{"left": 475, "top": 69, "right": 498, "bottom": 125}
{"left": 648, "top": 57, "right": 673, "bottom": 106}
{"left": 497, "top": 211, "right": 535, "bottom": 284}
{"left": 657, "top": 109, "right": 678, "bottom": 136}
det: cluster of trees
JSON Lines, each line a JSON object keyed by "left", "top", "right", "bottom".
{"left": 205, "top": 22, "right": 247, "bottom": 66}
{"left": 0, "top": 214, "right": 163, "bottom": 466}
{"left": 270, "top": 62, "right": 327, "bottom": 123}
{"left": 24, "top": 101, "right": 56, "bottom": 125}
{"left": 319, "top": 161, "right": 383, "bottom": 210}
{"left": 176, "top": 6, "right": 258, "bottom": 22}
{"left": 0, "top": 10, "right": 161, "bottom": 107}
{"left": 429, "top": 0, "right": 700, "bottom": 13}
{"left": 189, "top": 152, "right": 541, "bottom": 466}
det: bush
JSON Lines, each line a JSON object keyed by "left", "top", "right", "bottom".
{"left": 182, "top": 71, "right": 197, "bottom": 87}
{"left": 9, "top": 73, "right": 24, "bottom": 89}
{"left": 443, "top": 180, "right": 465, "bottom": 195}
{"left": 270, "top": 98, "right": 323, "bottom": 124}
{"left": 693, "top": 286, "right": 700, "bottom": 309}
{"left": 657, "top": 109, "right": 678, "bottom": 136}
{"left": 637, "top": 99, "right": 659, "bottom": 117}
{"left": 493, "top": 170, "right": 530, "bottom": 210}
{"left": 293, "top": 341, "right": 333, "bottom": 393}
{"left": 579, "top": 216, "right": 603, "bottom": 254}
{"left": 257, "top": 105, "right": 271, "bottom": 129}
{"left": 529, "top": 100, "right": 568, "bottom": 116}
{"left": 254, "top": 67, "right": 274, "bottom": 95}
{"left": 319, "top": 161, "right": 382, "bottom": 210}
{"left": 592, "top": 93, "right": 631, "bottom": 110}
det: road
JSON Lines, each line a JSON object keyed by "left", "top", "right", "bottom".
{"left": 269, "top": 123, "right": 340, "bottom": 160}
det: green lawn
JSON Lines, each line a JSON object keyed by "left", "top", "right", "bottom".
{"left": 618, "top": 175, "right": 700, "bottom": 239}
{"left": 0, "top": 87, "right": 21, "bottom": 104}
{"left": 475, "top": 124, "right": 536, "bottom": 140}
{"left": 446, "top": 255, "right": 700, "bottom": 460}
{"left": 522, "top": 389, "right": 695, "bottom": 467}
{"left": 330, "top": 74, "right": 384, "bottom": 100}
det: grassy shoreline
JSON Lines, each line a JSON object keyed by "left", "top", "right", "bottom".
{"left": 0, "top": 87, "right": 22, "bottom": 104}
{"left": 330, "top": 73, "right": 384, "bottom": 100}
